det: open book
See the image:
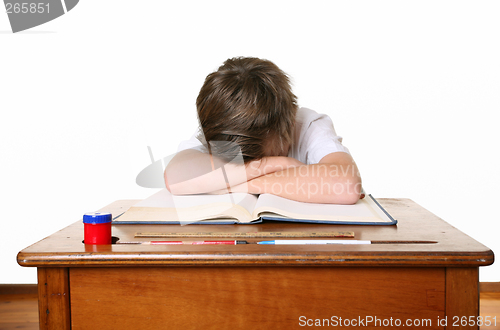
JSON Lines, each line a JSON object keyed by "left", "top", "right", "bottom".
{"left": 114, "top": 189, "right": 397, "bottom": 225}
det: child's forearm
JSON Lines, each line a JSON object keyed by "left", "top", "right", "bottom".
{"left": 244, "top": 153, "right": 362, "bottom": 204}
{"left": 164, "top": 150, "right": 301, "bottom": 195}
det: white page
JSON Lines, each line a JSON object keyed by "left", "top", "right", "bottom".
{"left": 253, "top": 194, "right": 392, "bottom": 223}
{"left": 132, "top": 189, "right": 259, "bottom": 220}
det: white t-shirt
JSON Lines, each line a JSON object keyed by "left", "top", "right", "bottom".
{"left": 177, "top": 107, "right": 350, "bottom": 165}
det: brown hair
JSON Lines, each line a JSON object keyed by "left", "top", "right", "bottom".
{"left": 196, "top": 57, "right": 298, "bottom": 163}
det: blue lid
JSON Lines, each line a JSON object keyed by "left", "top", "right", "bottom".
{"left": 83, "top": 212, "right": 112, "bottom": 224}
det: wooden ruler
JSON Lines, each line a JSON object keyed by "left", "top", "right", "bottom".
{"left": 135, "top": 231, "right": 355, "bottom": 238}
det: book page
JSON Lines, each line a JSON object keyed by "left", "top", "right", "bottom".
{"left": 118, "top": 189, "right": 259, "bottom": 223}
{"left": 134, "top": 189, "right": 245, "bottom": 208}
{"left": 253, "top": 194, "right": 393, "bottom": 223}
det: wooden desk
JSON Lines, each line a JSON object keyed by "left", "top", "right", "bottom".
{"left": 17, "top": 198, "right": 494, "bottom": 329}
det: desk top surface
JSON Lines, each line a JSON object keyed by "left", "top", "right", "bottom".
{"left": 17, "top": 198, "right": 494, "bottom": 267}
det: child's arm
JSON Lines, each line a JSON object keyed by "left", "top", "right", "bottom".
{"left": 164, "top": 149, "right": 303, "bottom": 195}
{"left": 227, "top": 152, "right": 362, "bottom": 204}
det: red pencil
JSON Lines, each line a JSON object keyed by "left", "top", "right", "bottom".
{"left": 117, "top": 240, "right": 249, "bottom": 245}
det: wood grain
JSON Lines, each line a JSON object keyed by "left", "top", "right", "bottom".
{"left": 446, "top": 268, "right": 479, "bottom": 329}
{"left": 37, "top": 268, "right": 71, "bottom": 330}
{"left": 0, "top": 293, "right": 39, "bottom": 330}
{"left": 0, "top": 284, "right": 38, "bottom": 295}
{"left": 70, "top": 266, "right": 445, "bottom": 330}
{"left": 16, "top": 198, "right": 494, "bottom": 268}
{"left": 480, "top": 292, "right": 500, "bottom": 330}
{"left": 16, "top": 198, "right": 494, "bottom": 329}
{"left": 3, "top": 287, "right": 499, "bottom": 330}
{"left": 480, "top": 282, "right": 500, "bottom": 293}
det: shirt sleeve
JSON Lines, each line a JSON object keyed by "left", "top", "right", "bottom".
{"left": 297, "top": 108, "right": 350, "bottom": 165}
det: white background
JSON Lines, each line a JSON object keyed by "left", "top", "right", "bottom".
{"left": 1, "top": 1, "right": 498, "bottom": 283}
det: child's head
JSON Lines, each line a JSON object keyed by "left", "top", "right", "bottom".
{"left": 196, "top": 57, "right": 298, "bottom": 163}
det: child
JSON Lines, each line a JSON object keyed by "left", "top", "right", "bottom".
{"left": 164, "top": 57, "right": 362, "bottom": 204}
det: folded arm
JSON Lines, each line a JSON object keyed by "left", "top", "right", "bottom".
{"left": 164, "top": 149, "right": 303, "bottom": 195}
{"left": 228, "top": 152, "right": 363, "bottom": 204}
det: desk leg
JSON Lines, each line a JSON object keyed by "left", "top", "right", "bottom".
{"left": 37, "top": 267, "right": 71, "bottom": 330}
{"left": 445, "top": 267, "right": 479, "bottom": 330}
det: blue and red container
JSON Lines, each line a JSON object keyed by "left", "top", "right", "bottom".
{"left": 83, "top": 212, "right": 112, "bottom": 244}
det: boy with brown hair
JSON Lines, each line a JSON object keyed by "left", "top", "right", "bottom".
{"left": 165, "top": 57, "right": 362, "bottom": 204}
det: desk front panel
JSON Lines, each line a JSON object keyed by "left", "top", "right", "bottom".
{"left": 70, "top": 266, "right": 446, "bottom": 330}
